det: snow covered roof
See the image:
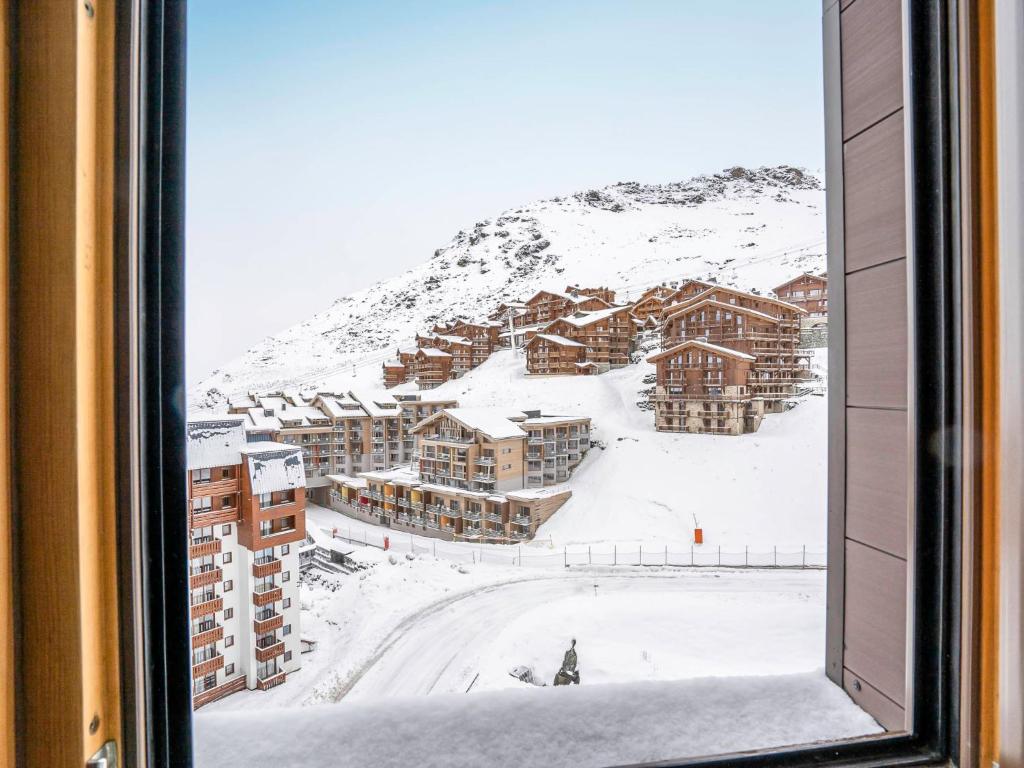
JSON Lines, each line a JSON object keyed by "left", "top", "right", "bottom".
{"left": 668, "top": 288, "right": 807, "bottom": 317}
{"left": 384, "top": 360, "right": 407, "bottom": 368}
{"left": 548, "top": 306, "right": 629, "bottom": 328}
{"left": 275, "top": 405, "right": 332, "bottom": 425}
{"left": 240, "top": 442, "right": 306, "bottom": 494}
{"left": 505, "top": 486, "right": 572, "bottom": 501}
{"left": 350, "top": 390, "right": 400, "bottom": 417}
{"left": 187, "top": 418, "right": 247, "bottom": 470}
{"left": 520, "top": 415, "right": 590, "bottom": 426}
{"left": 523, "top": 288, "right": 577, "bottom": 305}
{"left": 313, "top": 394, "right": 364, "bottom": 419}
{"left": 227, "top": 394, "right": 258, "bottom": 411}
{"left": 773, "top": 272, "right": 827, "bottom": 292}
{"left": 662, "top": 298, "right": 782, "bottom": 324}
{"left": 429, "top": 334, "right": 472, "bottom": 346}
{"left": 413, "top": 407, "right": 528, "bottom": 441}
{"left": 327, "top": 473, "right": 368, "bottom": 489}
{"left": 647, "top": 339, "right": 757, "bottom": 363}
{"left": 244, "top": 408, "right": 282, "bottom": 432}
{"left": 416, "top": 347, "right": 452, "bottom": 359}
{"left": 576, "top": 361, "right": 599, "bottom": 368}
{"left": 358, "top": 466, "right": 420, "bottom": 485}
{"left": 525, "top": 333, "right": 585, "bottom": 348}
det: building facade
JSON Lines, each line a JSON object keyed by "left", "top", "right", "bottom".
{"left": 773, "top": 273, "right": 828, "bottom": 317}
{"left": 187, "top": 419, "right": 305, "bottom": 708}
{"left": 326, "top": 408, "right": 591, "bottom": 543}
{"left": 646, "top": 341, "right": 766, "bottom": 434}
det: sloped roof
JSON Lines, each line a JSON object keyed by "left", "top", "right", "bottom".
{"left": 187, "top": 418, "right": 247, "bottom": 470}
{"left": 412, "top": 407, "right": 527, "bottom": 441}
{"left": 547, "top": 306, "right": 629, "bottom": 329}
{"left": 240, "top": 442, "right": 306, "bottom": 494}
{"left": 665, "top": 286, "right": 806, "bottom": 318}
{"left": 525, "top": 333, "right": 586, "bottom": 348}
{"left": 416, "top": 347, "right": 452, "bottom": 359}
{"left": 773, "top": 272, "right": 828, "bottom": 292}
{"left": 646, "top": 339, "right": 757, "bottom": 364}
{"left": 662, "top": 297, "right": 782, "bottom": 324}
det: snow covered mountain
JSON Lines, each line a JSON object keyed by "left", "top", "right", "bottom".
{"left": 191, "top": 165, "right": 825, "bottom": 407}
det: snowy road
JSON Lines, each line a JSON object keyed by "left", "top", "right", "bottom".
{"left": 343, "top": 569, "right": 824, "bottom": 701}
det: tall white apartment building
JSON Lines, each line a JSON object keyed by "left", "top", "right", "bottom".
{"left": 187, "top": 418, "right": 306, "bottom": 708}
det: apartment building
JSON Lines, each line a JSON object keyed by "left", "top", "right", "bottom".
{"left": 773, "top": 273, "right": 828, "bottom": 317}
{"left": 565, "top": 285, "right": 616, "bottom": 304}
{"left": 517, "top": 288, "right": 613, "bottom": 327}
{"left": 383, "top": 347, "right": 419, "bottom": 388}
{"left": 434, "top": 320, "right": 503, "bottom": 366}
{"left": 646, "top": 340, "right": 766, "bottom": 434}
{"left": 228, "top": 391, "right": 458, "bottom": 503}
{"left": 414, "top": 347, "right": 453, "bottom": 388}
{"left": 659, "top": 288, "right": 810, "bottom": 412}
{"left": 525, "top": 306, "right": 637, "bottom": 375}
{"left": 326, "top": 407, "right": 591, "bottom": 542}
{"left": 522, "top": 333, "right": 592, "bottom": 375}
{"left": 187, "top": 419, "right": 305, "bottom": 708}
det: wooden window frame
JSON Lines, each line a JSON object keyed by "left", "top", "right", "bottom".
{"left": 58, "top": 1, "right": 997, "bottom": 767}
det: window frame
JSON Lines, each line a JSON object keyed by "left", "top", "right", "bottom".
{"left": 127, "top": 2, "right": 964, "bottom": 767}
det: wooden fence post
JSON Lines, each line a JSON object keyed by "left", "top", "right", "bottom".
{"left": 613, "top": 544, "right": 617, "bottom": 566}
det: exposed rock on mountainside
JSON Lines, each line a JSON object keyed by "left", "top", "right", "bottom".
{"left": 191, "top": 165, "right": 825, "bottom": 408}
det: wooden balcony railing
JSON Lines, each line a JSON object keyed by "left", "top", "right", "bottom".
{"left": 192, "top": 653, "right": 224, "bottom": 679}
{"left": 253, "top": 587, "right": 283, "bottom": 607}
{"left": 189, "top": 567, "right": 222, "bottom": 590}
{"left": 256, "top": 671, "right": 287, "bottom": 691}
{"left": 253, "top": 558, "right": 282, "bottom": 579}
{"left": 190, "top": 477, "right": 238, "bottom": 498}
{"left": 253, "top": 612, "right": 284, "bottom": 635}
{"left": 189, "top": 538, "right": 222, "bottom": 559}
{"left": 190, "top": 596, "right": 222, "bottom": 620}
{"left": 191, "top": 625, "right": 224, "bottom": 649}
{"left": 255, "top": 641, "right": 285, "bottom": 663}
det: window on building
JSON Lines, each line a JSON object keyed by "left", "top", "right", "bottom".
{"left": 225, "top": 664, "right": 235, "bottom": 676}
{"left": 225, "top": 636, "right": 234, "bottom": 648}
{"left": 282, "top": 571, "right": 290, "bottom": 582}
{"left": 222, "top": 552, "right": 232, "bottom": 564}
{"left": 221, "top": 524, "right": 231, "bottom": 535}
{"left": 283, "top": 598, "right": 291, "bottom": 609}
{"left": 284, "top": 651, "right": 293, "bottom": 663}
{"left": 283, "top": 625, "right": 292, "bottom": 637}
{"left": 224, "top": 608, "right": 233, "bottom": 620}
{"left": 223, "top": 580, "right": 232, "bottom": 592}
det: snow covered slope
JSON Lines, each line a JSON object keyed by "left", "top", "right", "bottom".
{"left": 191, "top": 165, "right": 824, "bottom": 406}
{"left": 386, "top": 348, "right": 827, "bottom": 550}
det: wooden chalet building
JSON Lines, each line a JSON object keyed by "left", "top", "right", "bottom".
{"left": 413, "top": 347, "right": 453, "bottom": 389}
{"left": 646, "top": 341, "right": 766, "bottom": 435}
{"left": 565, "top": 284, "right": 616, "bottom": 304}
{"left": 773, "top": 273, "right": 828, "bottom": 317}
{"left": 523, "top": 333, "right": 593, "bottom": 375}
{"left": 660, "top": 288, "right": 810, "bottom": 411}
{"left": 518, "top": 288, "right": 614, "bottom": 327}
{"left": 541, "top": 305, "right": 637, "bottom": 371}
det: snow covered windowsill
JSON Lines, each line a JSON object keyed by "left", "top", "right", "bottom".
{"left": 194, "top": 671, "right": 882, "bottom": 768}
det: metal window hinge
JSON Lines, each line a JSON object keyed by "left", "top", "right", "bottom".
{"left": 87, "top": 741, "right": 117, "bottom": 768}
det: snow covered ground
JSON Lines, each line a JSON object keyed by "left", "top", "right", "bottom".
{"left": 388, "top": 347, "right": 828, "bottom": 550}
{"left": 195, "top": 672, "right": 880, "bottom": 768}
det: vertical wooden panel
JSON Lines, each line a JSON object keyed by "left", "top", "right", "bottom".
{"left": 843, "top": 540, "right": 908, "bottom": 707}
{"left": 843, "top": 111, "right": 907, "bottom": 273}
{"left": 846, "top": 407, "right": 908, "bottom": 557}
{"left": 11, "top": 1, "right": 121, "bottom": 764}
{"left": 846, "top": 259, "right": 908, "bottom": 408}
{"left": 0, "top": 2, "right": 12, "bottom": 766}
{"left": 840, "top": 0, "right": 903, "bottom": 139}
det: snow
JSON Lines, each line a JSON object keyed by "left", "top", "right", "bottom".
{"left": 649, "top": 338, "right": 757, "bottom": 362}
{"left": 240, "top": 442, "right": 306, "bottom": 494}
{"left": 189, "top": 166, "right": 825, "bottom": 406}
{"left": 389, "top": 348, "right": 828, "bottom": 549}
{"left": 418, "top": 406, "right": 531, "bottom": 441}
{"left": 529, "top": 333, "right": 586, "bottom": 348}
{"left": 554, "top": 306, "right": 631, "bottom": 328}
{"left": 416, "top": 347, "right": 451, "bottom": 358}
{"left": 195, "top": 673, "right": 878, "bottom": 768}
{"left": 666, "top": 296, "right": 784, "bottom": 323}
{"left": 186, "top": 418, "right": 247, "bottom": 470}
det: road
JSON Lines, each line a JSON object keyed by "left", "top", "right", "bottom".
{"left": 340, "top": 569, "right": 824, "bottom": 701}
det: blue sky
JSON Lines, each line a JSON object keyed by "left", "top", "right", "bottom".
{"left": 186, "top": 0, "right": 824, "bottom": 382}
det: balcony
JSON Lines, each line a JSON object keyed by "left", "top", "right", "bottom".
{"left": 368, "top": 490, "right": 383, "bottom": 501}
{"left": 528, "top": 436, "right": 543, "bottom": 445}
{"left": 460, "top": 529, "right": 482, "bottom": 540}
{"left": 462, "top": 510, "right": 482, "bottom": 522}
{"left": 191, "top": 624, "right": 223, "bottom": 649}
{"left": 191, "top": 506, "right": 238, "bottom": 528}
{"left": 252, "top": 586, "right": 283, "bottom": 607}
{"left": 192, "top": 653, "right": 224, "bottom": 679}
{"left": 510, "top": 530, "right": 530, "bottom": 540}
{"left": 472, "top": 473, "right": 495, "bottom": 483}
{"left": 255, "top": 640, "right": 286, "bottom": 663}
{"left": 190, "top": 596, "right": 222, "bottom": 620}
{"left": 253, "top": 612, "right": 283, "bottom": 635}
{"left": 411, "top": 500, "right": 425, "bottom": 511}
{"left": 256, "top": 670, "right": 287, "bottom": 691}
{"left": 190, "top": 477, "right": 238, "bottom": 498}
{"left": 189, "top": 538, "right": 222, "bottom": 559}
{"left": 512, "top": 514, "right": 530, "bottom": 525}
{"left": 253, "top": 557, "right": 282, "bottom": 579}
{"left": 484, "top": 511, "right": 504, "bottom": 524}
{"left": 424, "top": 519, "right": 440, "bottom": 530}
{"left": 189, "top": 566, "right": 222, "bottom": 590}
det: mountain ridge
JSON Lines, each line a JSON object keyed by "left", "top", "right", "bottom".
{"left": 191, "top": 164, "right": 825, "bottom": 408}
